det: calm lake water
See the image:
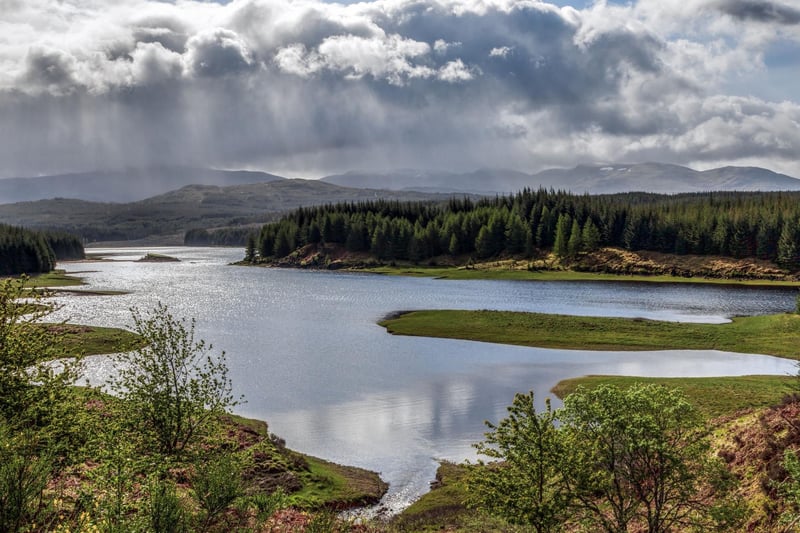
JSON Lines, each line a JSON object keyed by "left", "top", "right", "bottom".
{"left": 55, "top": 247, "right": 798, "bottom": 512}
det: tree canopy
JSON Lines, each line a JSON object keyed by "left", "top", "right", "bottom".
{"left": 0, "top": 224, "right": 84, "bottom": 275}
{"left": 249, "top": 190, "right": 800, "bottom": 270}
{"left": 469, "top": 384, "right": 741, "bottom": 532}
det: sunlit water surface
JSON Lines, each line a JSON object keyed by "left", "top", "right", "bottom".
{"left": 55, "top": 247, "right": 798, "bottom": 513}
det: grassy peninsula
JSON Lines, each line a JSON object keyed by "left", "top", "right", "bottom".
{"left": 48, "top": 323, "right": 142, "bottom": 357}
{"left": 380, "top": 309, "right": 800, "bottom": 359}
{"left": 23, "top": 270, "right": 85, "bottom": 287}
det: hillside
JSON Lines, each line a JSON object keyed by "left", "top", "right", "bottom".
{"left": 0, "top": 180, "right": 470, "bottom": 243}
{"left": 322, "top": 163, "right": 800, "bottom": 195}
{"left": 0, "top": 166, "right": 285, "bottom": 204}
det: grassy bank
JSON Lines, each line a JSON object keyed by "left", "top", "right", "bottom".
{"left": 40, "top": 391, "right": 387, "bottom": 532}
{"left": 363, "top": 263, "right": 800, "bottom": 286}
{"left": 380, "top": 310, "right": 800, "bottom": 359}
{"left": 391, "top": 462, "right": 520, "bottom": 532}
{"left": 23, "top": 270, "right": 85, "bottom": 287}
{"left": 391, "top": 373, "right": 798, "bottom": 531}
{"left": 265, "top": 246, "right": 800, "bottom": 287}
{"left": 552, "top": 375, "right": 796, "bottom": 419}
{"left": 221, "top": 414, "right": 388, "bottom": 510}
{"left": 48, "top": 324, "right": 142, "bottom": 357}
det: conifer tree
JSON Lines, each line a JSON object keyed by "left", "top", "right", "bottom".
{"left": 567, "top": 219, "right": 582, "bottom": 257}
{"left": 553, "top": 214, "right": 571, "bottom": 257}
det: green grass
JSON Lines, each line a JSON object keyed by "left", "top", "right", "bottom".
{"left": 6, "top": 271, "right": 128, "bottom": 294}
{"left": 52, "top": 288, "right": 130, "bottom": 296}
{"left": 138, "top": 252, "right": 180, "bottom": 262}
{"left": 290, "top": 456, "right": 388, "bottom": 509}
{"left": 47, "top": 324, "right": 142, "bottom": 357}
{"left": 221, "top": 413, "right": 387, "bottom": 510}
{"left": 552, "top": 375, "right": 796, "bottom": 419}
{"left": 380, "top": 310, "right": 800, "bottom": 359}
{"left": 391, "top": 462, "right": 521, "bottom": 532}
{"left": 23, "top": 270, "right": 85, "bottom": 287}
{"left": 363, "top": 265, "right": 800, "bottom": 286}
{"left": 391, "top": 374, "right": 797, "bottom": 531}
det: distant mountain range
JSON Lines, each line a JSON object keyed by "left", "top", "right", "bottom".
{"left": 2, "top": 163, "right": 798, "bottom": 206}
{"left": 0, "top": 166, "right": 284, "bottom": 204}
{"left": 322, "top": 163, "right": 800, "bottom": 195}
{"left": 3, "top": 162, "right": 799, "bottom": 244}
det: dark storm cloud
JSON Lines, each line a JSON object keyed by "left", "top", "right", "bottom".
{"left": 716, "top": 0, "right": 800, "bottom": 25}
{"left": 23, "top": 47, "right": 80, "bottom": 93}
{"left": 185, "top": 28, "right": 255, "bottom": 77}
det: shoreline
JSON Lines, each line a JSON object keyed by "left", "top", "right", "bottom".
{"left": 379, "top": 309, "right": 800, "bottom": 360}
{"left": 23, "top": 266, "right": 391, "bottom": 517}
{"left": 245, "top": 245, "right": 800, "bottom": 288}
{"left": 43, "top": 250, "right": 800, "bottom": 524}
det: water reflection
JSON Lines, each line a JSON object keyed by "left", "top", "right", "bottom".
{"left": 61, "top": 247, "right": 798, "bottom": 510}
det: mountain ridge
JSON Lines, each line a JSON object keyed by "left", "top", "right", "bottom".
{"left": 0, "top": 166, "right": 286, "bottom": 204}
{"left": 0, "top": 179, "right": 474, "bottom": 243}
{"left": 321, "top": 163, "right": 800, "bottom": 195}
{"left": 3, "top": 163, "right": 798, "bottom": 205}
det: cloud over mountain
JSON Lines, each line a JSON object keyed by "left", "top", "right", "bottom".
{"left": 0, "top": 0, "right": 798, "bottom": 178}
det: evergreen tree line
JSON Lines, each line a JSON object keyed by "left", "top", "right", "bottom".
{"left": 250, "top": 190, "right": 800, "bottom": 270}
{"left": 184, "top": 227, "right": 255, "bottom": 247}
{"left": 0, "top": 224, "right": 84, "bottom": 275}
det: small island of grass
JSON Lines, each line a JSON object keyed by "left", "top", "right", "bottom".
{"left": 137, "top": 252, "right": 180, "bottom": 262}
{"left": 380, "top": 309, "right": 800, "bottom": 359}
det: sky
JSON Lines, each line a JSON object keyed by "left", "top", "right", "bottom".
{"left": 1, "top": 0, "right": 799, "bottom": 179}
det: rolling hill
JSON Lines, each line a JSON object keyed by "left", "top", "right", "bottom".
{"left": 0, "top": 180, "right": 471, "bottom": 243}
{"left": 321, "top": 163, "right": 800, "bottom": 194}
{"left": 0, "top": 166, "right": 285, "bottom": 204}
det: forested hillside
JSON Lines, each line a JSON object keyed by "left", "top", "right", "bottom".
{"left": 0, "top": 180, "right": 470, "bottom": 244}
{"left": 184, "top": 227, "right": 258, "bottom": 246}
{"left": 252, "top": 190, "right": 800, "bottom": 270}
{"left": 0, "top": 224, "right": 84, "bottom": 275}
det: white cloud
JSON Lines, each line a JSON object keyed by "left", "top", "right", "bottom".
{"left": 438, "top": 59, "right": 476, "bottom": 82}
{"left": 433, "top": 39, "right": 461, "bottom": 54}
{"left": 130, "top": 42, "right": 184, "bottom": 85}
{"left": 489, "top": 46, "right": 512, "bottom": 57}
{"left": 0, "top": 0, "right": 798, "bottom": 178}
{"left": 316, "top": 33, "right": 433, "bottom": 84}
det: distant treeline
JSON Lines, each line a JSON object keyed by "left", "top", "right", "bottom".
{"left": 184, "top": 227, "right": 255, "bottom": 246}
{"left": 250, "top": 190, "right": 800, "bottom": 270}
{"left": 0, "top": 224, "right": 84, "bottom": 275}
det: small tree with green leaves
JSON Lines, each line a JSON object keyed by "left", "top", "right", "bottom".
{"left": 468, "top": 392, "right": 570, "bottom": 533}
{"left": 0, "top": 276, "right": 82, "bottom": 432}
{"left": 560, "top": 384, "right": 727, "bottom": 533}
{"left": 110, "top": 303, "right": 240, "bottom": 455}
{"left": 469, "top": 385, "right": 739, "bottom": 533}
{"left": 0, "top": 426, "right": 54, "bottom": 533}
{"left": 194, "top": 453, "right": 245, "bottom": 532}
{"left": 144, "top": 477, "right": 188, "bottom": 533}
